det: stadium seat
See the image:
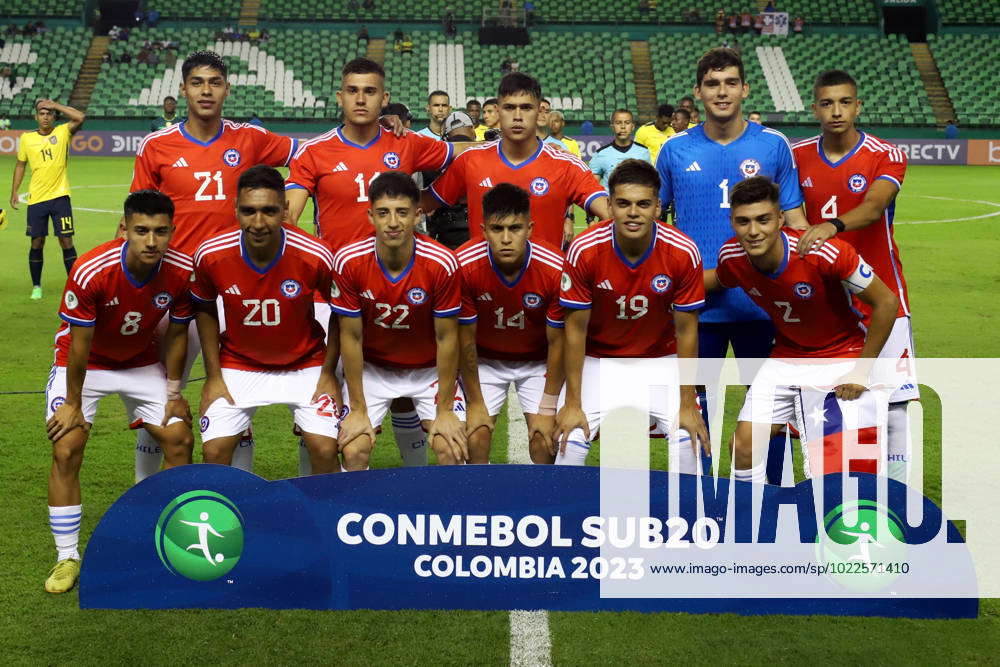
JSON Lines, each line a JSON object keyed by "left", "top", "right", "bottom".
{"left": 929, "top": 34, "right": 997, "bottom": 128}
{"left": 0, "top": 27, "right": 89, "bottom": 117}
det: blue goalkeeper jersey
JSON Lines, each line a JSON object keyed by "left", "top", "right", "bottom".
{"left": 656, "top": 122, "right": 803, "bottom": 323}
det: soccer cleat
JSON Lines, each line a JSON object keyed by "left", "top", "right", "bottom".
{"left": 44, "top": 558, "right": 80, "bottom": 594}
{"left": 30, "top": 286, "right": 43, "bottom": 300}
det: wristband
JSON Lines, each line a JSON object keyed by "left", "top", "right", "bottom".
{"left": 537, "top": 392, "right": 559, "bottom": 416}
{"left": 166, "top": 379, "right": 182, "bottom": 401}
{"left": 828, "top": 218, "right": 846, "bottom": 233}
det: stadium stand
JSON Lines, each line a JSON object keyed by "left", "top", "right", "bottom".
{"left": 0, "top": 1, "right": 76, "bottom": 18}
{"left": 151, "top": 0, "right": 241, "bottom": 20}
{"left": 937, "top": 0, "right": 1000, "bottom": 25}
{"left": 928, "top": 34, "right": 998, "bottom": 127}
{"left": 0, "top": 27, "right": 89, "bottom": 117}
{"left": 383, "top": 30, "right": 432, "bottom": 116}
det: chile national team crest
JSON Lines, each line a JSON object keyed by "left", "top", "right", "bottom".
{"left": 651, "top": 274, "right": 672, "bottom": 293}
{"left": 529, "top": 177, "right": 550, "bottom": 196}
{"left": 50, "top": 396, "right": 65, "bottom": 412}
{"left": 522, "top": 292, "right": 542, "bottom": 309}
{"left": 152, "top": 291, "right": 173, "bottom": 309}
{"left": 847, "top": 173, "right": 868, "bottom": 193}
{"left": 739, "top": 158, "right": 761, "bottom": 178}
{"left": 382, "top": 152, "right": 400, "bottom": 169}
{"left": 406, "top": 287, "right": 427, "bottom": 305}
{"left": 280, "top": 279, "right": 302, "bottom": 298}
{"left": 793, "top": 281, "right": 814, "bottom": 299}
{"left": 223, "top": 148, "right": 242, "bottom": 167}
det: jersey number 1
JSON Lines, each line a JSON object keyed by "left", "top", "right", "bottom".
{"left": 354, "top": 172, "right": 382, "bottom": 203}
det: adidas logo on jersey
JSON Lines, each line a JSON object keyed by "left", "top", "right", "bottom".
{"left": 801, "top": 177, "right": 814, "bottom": 188}
{"left": 597, "top": 279, "right": 613, "bottom": 290}
{"left": 685, "top": 161, "right": 702, "bottom": 172}
{"left": 224, "top": 284, "right": 242, "bottom": 295}
{"left": 478, "top": 292, "right": 492, "bottom": 301}
{"left": 360, "top": 289, "right": 375, "bottom": 300}
{"left": 332, "top": 162, "right": 348, "bottom": 172}
{"left": 172, "top": 157, "right": 189, "bottom": 168}
{"left": 479, "top": 177, "right": 494, "bottom": 188}
{"left": 104, "top": 297, "right": 119, "bottom": 307}
{"left": 749, "top": 287, "right": 762, "bottom": 296}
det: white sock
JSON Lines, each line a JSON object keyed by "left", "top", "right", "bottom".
{"left": 298, "top": 437, "right": 312, "bottom": 476}
{"left": 134, "top": 429, "right": 163, "bottom": 483}
{"left": 231, "top": 427, "right": 254, "bottom": 472}
{"left": 669, "top": 431, "right": 698, "bottom": 474}
{"left": 733, "top": 461, "right": 766, "bottom": 484}
{"left": 49, "top": 504, "right": 82, "bottom": 561}
{"left": 887, "top": 401, "right": 910, "bottom": 483}
{"left": 555, "top": 440, "right": 590, "bottom": 466}
{"left": 392, "top": 410, "right": 427, "bottom": 466}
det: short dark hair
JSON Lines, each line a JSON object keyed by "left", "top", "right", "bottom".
{"left": 342, "top": 57, "right": 385, "bottom": 80}
{"left": 812, "top": 69, "right": 857, "bottom": 99}
{"left": 163, "top": 95, "right": 176, "bottom": 103}
{"left": 428, "top": 90, "right": 450, "bottom": 103}
{"left": 482, "top": 183, "right": 530, "bottom": 222}
{"left": 124, "top": 189, "right": 174, "bottom": 222}
{"left": 730, "top": 176, "right": 780, "bottom": 210}
{"left": 656, "top": 103, "right": 675, "bottom": 118}
{"left": 611, "top": 108, "right": 634, "bottom": 121}
{"left": 608, "top": 159, "right": 660, "bottom": 196}
{"left": 749, "top": 110, "right": 761, "bottom": 116}
{"left": 678, "top": 95, "right": 695, "bottom": 106}
{"left": 382, "top": 102, "right": 412, "bottom": 121}
{"left": 498, "top": 72, "right": 541, "bottom": 102}
{"left": 369, "top": 171, "right": 420, "bottom": 205}
{"left": 483, "top": 97, "right": 499, "bottom": 107}
{"left": 466, "top": 99, "right": 481, "bottom": 109}
{"left": 540, "top": 97, "right": 550, "bottom": 106}
{"left": 182, "top": 50, "right": 227, "bottom": 81}
{"left": 696, "top": 47, "right": 744, "bottom": 86}
{"left": 237, "top": 164, "right": 285, "bottom": 196}
{"left": 673, "top": 107, "right": 691, "bottom": 121}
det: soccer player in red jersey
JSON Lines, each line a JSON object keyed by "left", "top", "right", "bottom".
{"left": 426, "top": 72, "right": 610, "bottom": 249}
{"left": 43, "top": 190, "right": 195, "bottom": 594}
{"left": 191, "top": 167, "right": 344, "bottom": 473}
{"left": 457, "top": 183, "right": 565, "bottom": 464}
{"left": 553, "top": 160, "right": 708, "bottom": 469}
{"left": 129, "top": 51, "right": 297, "bottom": 477}
{"left": 333, "top": 172, "right": 468, "bottom": 465}
{"left": 705, "top": 176, "right": 899, "bottom": 483}
{"left": 792, "top": 70, "right": 915, "bottom": 481}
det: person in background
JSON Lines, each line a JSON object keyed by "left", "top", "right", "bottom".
{"left": 944, "top": 119, "right": 959, "bottom": 139}
{"left": 545, "top": 110, "right": 581, "bottom": 157}
{"left": 150, "top": 95, "right": 180, "bottom": 131}
{"left": 748, "top": 111, "right": 762, "bottom": 124}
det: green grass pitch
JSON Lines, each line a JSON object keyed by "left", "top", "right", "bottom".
{"left": 1, "top": 156, "right": 998, "bottom": 663}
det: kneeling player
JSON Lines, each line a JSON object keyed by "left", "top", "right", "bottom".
{"left": 192, "top": 166, "right": 343, "bottom": 473}
{"left": 333, "top": 172, "right": 468, "bottom": 465}
{"left": 457, "top": 183, "right": 565, "bottom": 464}
{"left": 705, "top": 176, "right": 899, "bottom": 483}
{"left": 44, "top": 190, "right": 195, "bottom": 593}
{"left": 554, "top": 159, "right": 708, "bottom": 469}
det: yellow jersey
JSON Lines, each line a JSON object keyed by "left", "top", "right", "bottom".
{"left": 17, "top": 123, "right": 71, "bottom": 204}
{"left": 634, "top": 122, "right": 674, "bottom": 166}
{"left": 559, "top": 135, "right": 581, "bottom": 157}
{"left": 474, "top": 124, "right": 489, "bottom": 140}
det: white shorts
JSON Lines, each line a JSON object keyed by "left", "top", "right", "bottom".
{"left": 200, "top": 366, "right": 341, "bottom": 441}
{"left": 738, "top": 358, "right": 856, "bottom": 425}
{"left": 478, "top": 357, "right": 547, "bottom": 416}
{"left": 46, "top": 363, "right": 179, "bottom": 428}
{"left": 344, "top": 363, "right": 467, "bottom": 428}
{"left": 874, "top": 315, "right": 919, "bottom": 403}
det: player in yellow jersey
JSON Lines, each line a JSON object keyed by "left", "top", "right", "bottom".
{"left": 634, "top": 103, "right": 675, "bottom": 166}
{"left": 9, "top": 99, "right": 85, "bottom": 300}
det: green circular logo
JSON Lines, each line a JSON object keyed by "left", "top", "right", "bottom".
{"left": 154, "top": 490, "right": 244, "bottom": 581}
{"left": 816, "top": 499, "right": 908, "bottom": 593}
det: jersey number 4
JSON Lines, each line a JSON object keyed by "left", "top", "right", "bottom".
{"left": 194, "top": 171, "right": 226, "bottom": 201}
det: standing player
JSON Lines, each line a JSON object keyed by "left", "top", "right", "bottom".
{"left": 416, "top": 90, "right": 452, "bottom": 139}
{"left": 285, "top": 57, "right": 455, "bottom": 468}
{"left": 457, "top": 183, "right": 565, "bottom": 464}
{"left": 479, "top": 98, "right": 500, "bottom": 140}
{"left": 427, "top": 72, "right": 609, "bottom": 250}
{"left": 793, "top": 69, "right": 915, "bottom": 481}
{"left": 191, "top": 167, "right": 344, "bottom": 472}
{"left": 554, "top": 160, "right": 708, "bottom": 469}
{"left": 634, "top": 103, "right": 674, "bottom": 166}
{"left": 333, "top": 172, "right": 468, "bottom": 465}
{"left": 466, "top": 99, "right": 484, "bottom": 136}
{"left": 150, "top": 95, "right": 181, "bottom": 131}
{"left": 546, "top": 111, "right": 581, "bottom": 157}
{"left": 129, "top": 50, "right": 298, "bottom": 478}
{"left": 705, "top": 177, "right": 898, "bottom": 482}
{"left": 43, "top": 190, "right": 195, "bottom": 594}
{"left": 9, "top": 98, "right": 84, "bottom": 300}
{"left": 589, "top": 109, "right": 650, "bottom": 187}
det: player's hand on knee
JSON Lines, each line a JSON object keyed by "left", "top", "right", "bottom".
{"left": 430, "top": 412, "right": 468, "bottom": 463}
{"left": 529, "top": 414, "right": 557, "bottom": 456}
{"left": 199, "top": 375, "right": 234, "bottom": 416}
{"left": 338, "top": 410, "right": 375, "bottom": 449}
{"left": 465, "top": 402, "right": 493, "bottom": 437}
{"left": 47, "top": 403, "right": 87, "bottom": 442}
{"left": 678, "top": 403, "right": 710, "bottom": 456}
{"left": 163, "top": 397, "right": 193, "bottom": 427}
{"left": 554, "top": 405, "right": 588, "bottom": 455}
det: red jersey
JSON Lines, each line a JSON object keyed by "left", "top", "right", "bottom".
{"left": 561, "top": 221, "right": 704, "bottom": 358}
{"left": 131, "top": 120, "right": 297, "bottom": 255}
{"left": 456, "top": 239, "right": 565, "bottom": 362}
{"left": 55, "top": 239, "right": 194, "bottom": 370}
{"left": 331, "top": 234, "right": 461, "bottom": 369}
{"left": 286, "top": 126, "right": 452, "bottom": 250}
{"left": 715, "top": 230, "right": 871, "bottom": 358}
{"left": 429, "top": 139, "right": 607, "bottom": 247}
{"left": 793, "top": 132, "right": 909, "bottom": 317}
{"left": 191, "top": 225, "right": 334, "bottom": 371}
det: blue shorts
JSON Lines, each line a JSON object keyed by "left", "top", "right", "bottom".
{"left": 26, "top": 195, "right": 74, "bottom": 238}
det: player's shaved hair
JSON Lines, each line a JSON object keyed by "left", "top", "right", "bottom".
{"left": 729, "top": 176, "right": 780, "bottom": 210}
{"left": 124, "top": 189, "right": 175, "bottom": 222}
{"left": 656, "top": 103, "right": 674, "bottom": 119}
{"left": 608, "top": 159, "right": 660, "bottom": 196}
{"left": 678, "top": 95, "right": 695, "bottom": 107}
{"left": 181, "top": 50, "right": 227, "bottom": 81}
{"left": 549, "top": 109, "right": 565, "bottom": 122}
{"left": 428, "top": 90, "right": 450, "bottom": 103}
{"left": 483, "top": 183, "right": 530, "bottom": 222}
{"left": 237, "top": 165, "right": 286, "bottom": 197}
{"left": 369, "top": 171, "right": 420, "bottom": 205}
{"left": 696, "top": 48, "right": 744, "bottom": 86}
{"left": 483, "top": 97, "right": 498, "bottom": 107}
{"left": 611, "top": 109, "right": 633, "bottom": 121}
{"left": 673, "top": 107, "right": 691, "bottom": 121}
{"left": 163, "top": 95, "right": 176, "bottom": 103}
{"left": 498, "top": 72, "right": 542, "bottom": 102}
{"left": 813, "top": 69, "right": 858, "bottom": 99}
{"left": 466, "top": 99, "right": 481, "bottom": 109}
{"left": 342, "top": 57, "right": 385, "bottom": 80}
